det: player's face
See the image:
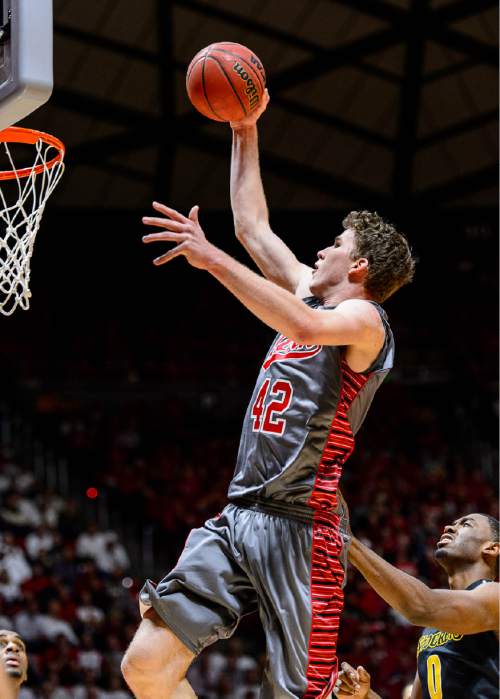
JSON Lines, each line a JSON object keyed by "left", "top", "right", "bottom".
{"left": 435, "top": 514, "right": 494, "bottom": 568}
{"left": 310, "top": 228, "right": 358, "bottom": 295}
{"left": 0, "top": 630, "right": 28, "bottom": 683}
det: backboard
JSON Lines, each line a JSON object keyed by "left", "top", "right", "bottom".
{"left": 0, "top": 0, "right": 53, "bottom": 131}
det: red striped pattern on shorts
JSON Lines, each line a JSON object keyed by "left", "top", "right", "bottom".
{"left": 304, "top": 361, "right": 369, "bottom": 698}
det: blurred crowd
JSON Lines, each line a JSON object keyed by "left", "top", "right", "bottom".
{"left": 0, "top": 378, "right": 497, "bottom": 699}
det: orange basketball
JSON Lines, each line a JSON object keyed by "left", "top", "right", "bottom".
{"left": 186, "top": 42, "right": 266, "bottom": 122}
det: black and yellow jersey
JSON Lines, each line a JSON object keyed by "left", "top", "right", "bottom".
{"left": 416, "top": 580, "right": 499, "bottom": 698}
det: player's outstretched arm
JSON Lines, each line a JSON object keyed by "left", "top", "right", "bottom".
{"left": 142, "top": 204, "right": 382, "bottom": 358}
{"left": 230, "top": 91, "right": 312, "bottom": 295}
{"left": 349, "top": 537, "right": 499, "bottom": 635}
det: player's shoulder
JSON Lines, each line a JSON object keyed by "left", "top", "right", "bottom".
{"left": 472, "top": 580, "right": 499, "bottom": 596}
{"left": 335, "top": 298, "right": 385, "bottom": 325}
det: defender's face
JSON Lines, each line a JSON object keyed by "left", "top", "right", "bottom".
{"left": 0, "top": 630, "right": 28, "bottom": 683}
{"left": 310, "top": 228, "right": 357, "bottom": 296}
{"left": 435, "top": 514, "right": 494, "bottom": 567}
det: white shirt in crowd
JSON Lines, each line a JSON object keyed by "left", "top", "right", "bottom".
{"left": 37, "top": 613, "right": 79, "bottom": 645}
{"left": 25, "top": 529, "right": 55, "bottom": 559}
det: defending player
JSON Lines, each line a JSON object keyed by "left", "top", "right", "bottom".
{"left": 334, "top": 513, "right": 499, "bottom": 698}
{"left": 121, "top": 94, "right": 415, "bottom": 699}
{"left": 0, "top": 629, "right": 29, "bottom": 699}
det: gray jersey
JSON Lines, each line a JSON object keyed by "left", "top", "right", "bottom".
{"left": 228, "top": 297, "right": 394, "bottom": 514}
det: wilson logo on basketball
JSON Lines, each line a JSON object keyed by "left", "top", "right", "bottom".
{"left": 233, "top": 62, "right": 260, "bottom": 110}
{"left": 262, "top": 336, "right": 322, "bottom": 370}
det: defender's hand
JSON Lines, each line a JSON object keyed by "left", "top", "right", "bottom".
{"left": 334, "top": 662, "right": 371, "bottom": 698}
{"left": 143, "top": 203, "right": 218, "bottom": 270}
{"left": 230, "top": 89, "right": 270, "bottom": 130}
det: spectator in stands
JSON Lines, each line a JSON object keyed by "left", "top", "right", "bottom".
{"left": 0, "top": 492, "right": 41, "bottom": 532}
{"left": 14, "top": 596, "right": 44, "bottom": 648}
{"left": 94, "top": 534, "right": 130, "bottom": 575}
{"left": 37, "top": 601, "right": 78, "bottom": 645}
{"left": 25, "top": 525, "right": 56, "bottom": 561}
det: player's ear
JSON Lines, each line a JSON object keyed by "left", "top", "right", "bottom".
{"left": 482, "top": 539, "right": 499, "bottom": 568}
{"left": 348, "top": 257, "right": 369, "bottom": 282}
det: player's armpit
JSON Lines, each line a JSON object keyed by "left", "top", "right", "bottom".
{"left": 412, "top": 582, "right": 499, "bottom": 634}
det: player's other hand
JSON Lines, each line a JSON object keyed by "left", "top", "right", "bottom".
{"left": 142, "top": 203, "right": 219, "bottom": 270}
{"left": 230, "top": 88, "right": 270, "bottom": 130}
{"left": 334, "top": 662, "right": 371, "bottom": 698}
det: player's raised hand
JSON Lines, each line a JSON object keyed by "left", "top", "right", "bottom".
{"left": 334, "top": 662, "right": 371, "bottom": 698}
{"left": 230, "top": 88, "right": 270, "bottom": 130}
{"left": 142, "top": 202, "right": 219, "bottom": 270}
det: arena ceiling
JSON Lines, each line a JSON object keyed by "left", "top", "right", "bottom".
{"left": 26, "top": 0, "right": 498, "bottom": 212}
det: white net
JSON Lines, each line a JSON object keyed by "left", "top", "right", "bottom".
{"left": 0, "top": 136, "right": 64, "bottom": 315}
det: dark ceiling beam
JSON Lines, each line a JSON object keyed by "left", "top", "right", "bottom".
{"left": 172, "top": 0, "right": 324, "bottom": 54}
{"left": 328, "top": 0, "right": 496, "bottom": 67}
{"left": 426, "top": 25, "right": 497, "bottom": 66}
{"left": 70, "top": 130, "right": 156, "bottom": 162}
{"left": 356, "top": 61, "right": 400, "bottom": 84}
{"left": 270, "top": 28, "right": 400, "bottom": 92}
{"left": 55, "top": 23, "right": 157, "bottom": 63}
{"left": 56, "top": 21, "right": 401, "bottom": 86}
{"left": 275, "top": 96, "right": 393, "bottom": 147}
{"left": 417, "top": 109, "right": 498, "bottom": 148}
{"left": 424, "top": 58, "right": 478, "bottom": 83}
{"left": 52, "top": 89, "right": 151, "bottom": 128}
{"left": 52, "top": 90, "right": 387, "bottom": 205}
{"left": 417, "top": 164, "right": 497, "bottom": 202}
{"left": 333, "top": 0, "right": 498, "bottom": 24}
{"left": 179, "top": 129, "right": 389, "bottom": 207}
{"left": 392, "top": 0, "right": 429, "bottom": 203}
{"left": 328, "top": 0, "right": 405, "bottom": 23}
{"left": 434, "top": 0, "right": 498, "bottom": 23}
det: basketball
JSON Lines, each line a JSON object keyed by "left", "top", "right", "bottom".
{"left": 186, "top": 42, "right": 266, "bottom": 122}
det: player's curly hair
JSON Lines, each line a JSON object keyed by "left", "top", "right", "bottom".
{"left": 343, "top": 211, "right": 416, "bottom": 303}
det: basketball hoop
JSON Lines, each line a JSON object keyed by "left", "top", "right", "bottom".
{"left": 0, "top": 126, "right": 65, "bottom": 316}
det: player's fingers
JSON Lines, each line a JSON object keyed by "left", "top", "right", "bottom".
{"left": 151, "top": 201, "right": 187, "bottom": 222}
{"left": 340, "top": 663, "right": 360, "bottom": 691}
{"left": 337, "top": 670, "right": 355, "bottom": 691}
{"left": 334, "top": 676, "right": 355, "bottom": 696}
{"left": 142, "top": 217, "right": 188, "bottom": 232}
{"left": 357, "top": 667, "right": 371, "bottom": 683}
{"left": 188, "top": 205, "right": 200, "bottom": 223}
{"left": 153, "top": 243, "right": 187, "bottom": 266}
{"left": 142, "top": 232, "right": 187, "bottom": 244}
{"left": 263, "top": 88, "right": 270, "bottom": 106}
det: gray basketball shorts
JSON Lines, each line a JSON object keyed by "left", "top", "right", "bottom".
{"left": 140, "top": 503, "right": 347, "bottom": 699}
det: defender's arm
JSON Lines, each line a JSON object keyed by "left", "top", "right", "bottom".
{"left": 409, "top": 672, "right": 423, "bottom": 699}
{"left": 349, "top": 537, "right": 499, "bottom": 634}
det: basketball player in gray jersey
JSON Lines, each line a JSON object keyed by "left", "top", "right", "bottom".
{"left": 122, "top": 91, "right": 415, "bottom": 699}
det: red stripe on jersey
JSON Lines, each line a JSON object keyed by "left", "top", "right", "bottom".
{"left": 307, "top": 360, "right": 369, "bottom": 513}
{"left": 304, "top": 360, "right": 370, "bottom": 698}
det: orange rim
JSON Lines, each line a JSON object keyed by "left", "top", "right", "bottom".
{"left": 0, "top": 126, "right": 65, "bottom": 180}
